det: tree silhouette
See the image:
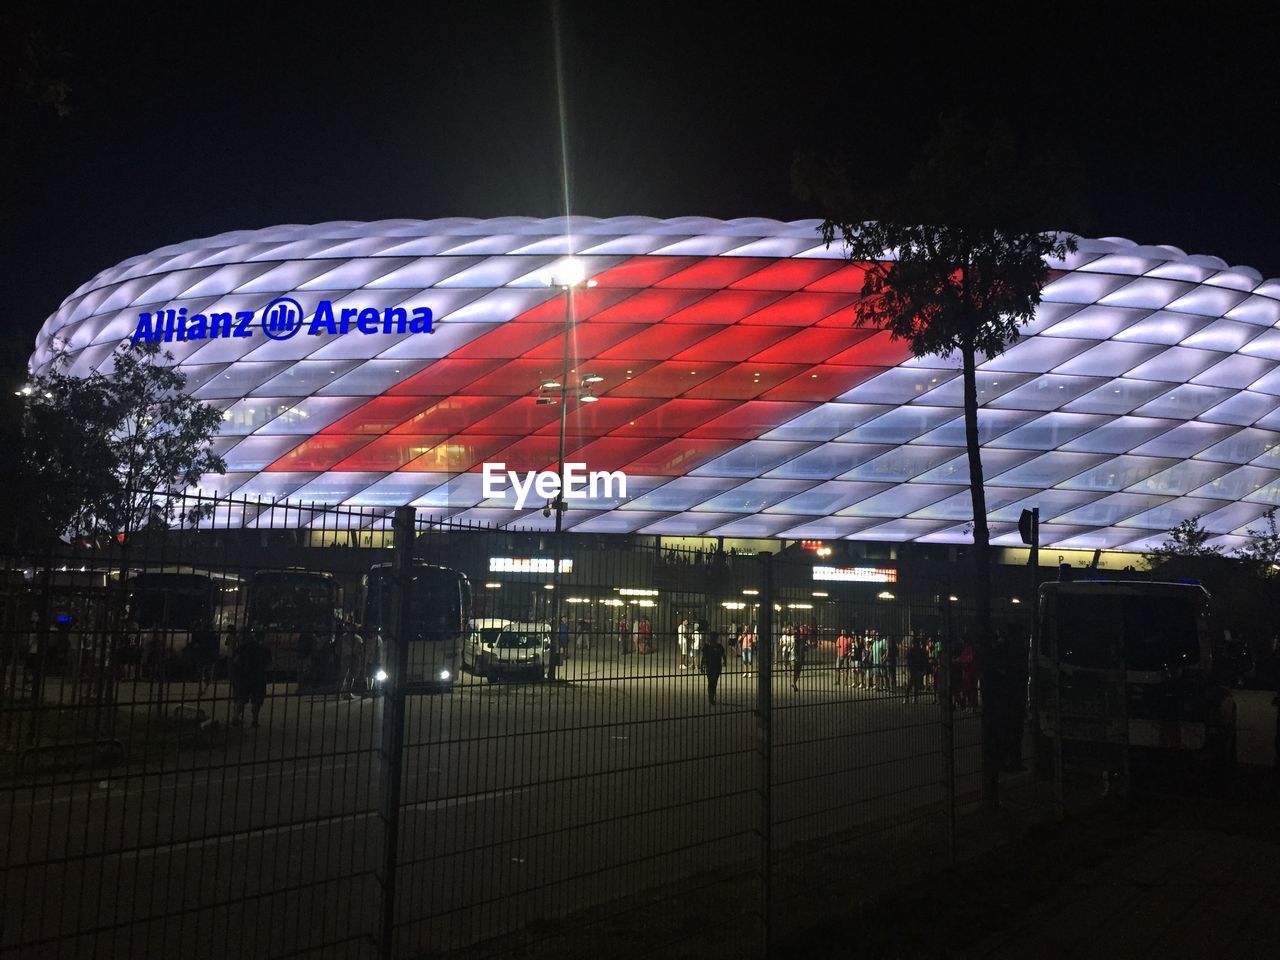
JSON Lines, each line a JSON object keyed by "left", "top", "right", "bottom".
{"left": 797, "top": 114, "right": 1079, "bottom": 809}
{"left": 18, "top": 340, "right": 226, "bottom": 543}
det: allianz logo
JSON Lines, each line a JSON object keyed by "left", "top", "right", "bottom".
{"left": 131, "top": 297, "right": 435, "bottom": 343}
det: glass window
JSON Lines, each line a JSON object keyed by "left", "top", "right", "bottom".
{"left": 1055, "top": 594, "right": 1199, "bottom": 671}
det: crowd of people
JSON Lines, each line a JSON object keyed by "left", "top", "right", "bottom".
{"left": 657, "top": 619, "right": 988, "bottom": 711}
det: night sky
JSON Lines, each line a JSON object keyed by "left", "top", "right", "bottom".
{"left": 5, "top": 2, "right": 1279, "bottom": 378}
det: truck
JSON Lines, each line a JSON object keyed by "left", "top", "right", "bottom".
{"left": 1036, "top": 579, "right": 1237, "bottom": 788}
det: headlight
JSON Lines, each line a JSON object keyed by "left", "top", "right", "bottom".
{"left": 439, "top": 669, "right": 451, "bottom": 681}
{"left": 374, "top": 669, "right": 388, "bottom": 683}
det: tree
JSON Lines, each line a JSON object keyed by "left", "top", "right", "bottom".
{"left": 1236, "top": 508, "right": 1280, "bottom": 572}
{"left": 18, "top": 340, "right": 226, "bottom": 542}
{"left": 1145, "top": 515, "right": 1223, "bottom": 564}
{"left": 796, "top": 114, "right": 1078, "bottom": 810}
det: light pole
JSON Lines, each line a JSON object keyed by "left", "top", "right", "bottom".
{"left": 544, "top": 259, "right": 596, "bottom": 676}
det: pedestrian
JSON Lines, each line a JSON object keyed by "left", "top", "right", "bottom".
{"left": 835, "top": 629, "right": 852, "bottom": 686}
{"left": 906, "top": 636, "right": 928, "bottom": 703}
{"left": 701, "top": 632, "right": 725, "bottom": 703}
{"left": 691, "top": 620, "right": 703, "bottom": 672}
{"left": 636, "top": 616, "right": 652, "bottom": 654}
{"left": 887, "top": 635, "right": 899, "bottom": 692}
{"left": 872, "top": 631, "right": 888, "bottom": 692}
{"left": 740, "top": 629, "right": 755, "bottom": 674}
{"left": 782, "top": 624, "right": 796, "bottom": 666}
{"left": 790, "top": 626, "right": 807, "bottom": 692}
{"left": 339, "top": 619, "right": 366, "bottom": 700}
{"left": 230, "top": 630, "right": 271, "bottom": 728}
{"left": 558, "top": 617, "right": 571, "bottom": 658}
{"left": 677, "top": 618, "right": 690, "bottom": 670}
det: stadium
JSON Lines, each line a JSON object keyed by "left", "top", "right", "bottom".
{"left": 30, "top": 217, "right": 1280, "bottom": 556}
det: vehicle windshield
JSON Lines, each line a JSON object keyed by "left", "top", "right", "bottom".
{"left": 496, "top": 630, "right": 546, "bottom": 649}
{"left": 365, "top": 566, "right": 467, "bottom": 641}
{"left": 251, "top": 574, "right": 334, "bottom": 630}
{"left": 477, "top": 628, "right": 505, "bottom": 646}
{"left": 130, "top": 575, "right": 212, "bottom": 631}
{"left": 1056, "top": 593, "right": 1200, "bottom": 671}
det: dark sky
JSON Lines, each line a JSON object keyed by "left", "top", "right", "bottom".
{"left": 5, "top": 2, "right": 1280, "bottom": 376}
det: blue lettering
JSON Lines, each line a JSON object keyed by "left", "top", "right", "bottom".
{"left": 409, "top": 307, "right": 433, "bottom": 334}
{"left": 132, "top": 313, "right": 156, "bottom": 342}
{"left": 383, "top": 306, "right": 408, "bottom": 334}
{"left": 209, "top": 311, "right": 232, "bottom": 338}
{"left": 175, "top": 307, "right": 189, "bottom": 341}
{"left": 232, "top": 311, "right": 254, "bottom": 338}
{"left": 187, "top": 314, "right": 208, "bottom": 340}
{"left": 339, "top": 307, "right": 358, "bottom": 334}
{"left": 308, "top": 301, "right": 337, "bottom": 335}
{"left": 356, "top": 307, "right": 380, "bottom": 335}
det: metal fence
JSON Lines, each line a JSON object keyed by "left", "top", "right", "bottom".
{"left": 0, "top": 492, "right": 1002, "bottom": 959}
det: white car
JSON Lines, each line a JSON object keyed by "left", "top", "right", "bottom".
{"left": 464, "top": 620, "right": 551, "bottom": 681}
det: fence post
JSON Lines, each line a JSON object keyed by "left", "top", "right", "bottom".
{"left": 376, "top": 505, "right": 415, "bottom": 960}
{"left": 941, "top": 604, "right": 956, "bottom": 864}
{"left": 755, "top": 551, "right": 774, "bottom": 959}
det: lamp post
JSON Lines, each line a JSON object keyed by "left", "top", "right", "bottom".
{"left": 544, "top": 259, "right": 596, "bottom": 677}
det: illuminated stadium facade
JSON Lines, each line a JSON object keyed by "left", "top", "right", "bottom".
{"left": 30, "top": 217, "right": 1280, "bottom": 553}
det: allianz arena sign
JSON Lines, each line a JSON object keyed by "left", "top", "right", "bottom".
{"left": 131, "top": 296, "right": 435, "bottom": 344}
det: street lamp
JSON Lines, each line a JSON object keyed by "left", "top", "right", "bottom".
{"left": 544, "top": 259, "right": 598, "bottom": 528}
{"left": 544, "top": 258, "right": 597, "bottom": 678}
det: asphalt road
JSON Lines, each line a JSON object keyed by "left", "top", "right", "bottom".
{"left": 8, "top": 647, "right": 1274, "bottom": 959}
{"left": 2, "top": 645, "right": 977, "bottom": 959}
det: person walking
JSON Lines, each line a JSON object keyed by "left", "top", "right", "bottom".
{"left": 557, "top": 617, "right": 571, "bottom": 659}
{"left": 636, "top": 616, "right": 652, "bottom": 654}
{"left": 701, "top": 632, "right": 725, "bottom": 704}
{"left": 779, "top": 624, "right": 794, "bottom": 667}
{"left": 790, "top": 626, "right": 807, "bottom": 692}
{"left": 835, "top": 629, "right": 852, "bottom": 686}
{"left": 906, "top": 636, "right": 928, "bottom": 704}
{"left": 740, "top": 629, "right": 755, "bottom": 675}
{"left": 230, "top": 629, "right": 271, "bottom": 728}
{"left": 691, "top": 620, "right": 703, "bottom": 673}
{"left": 338, "top": 619, "right": 366, "bottom": 700}
{"left": 887, "top": 635, "right": 899, "bottom": 693}
{"left": 872, "top": 631, "right": 888, "bottom": 692}
{"left": 677, "top": 618, "right": 690, "bottom": 671}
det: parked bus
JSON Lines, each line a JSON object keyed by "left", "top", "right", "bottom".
{"left": 1035, "top": 579, "right": 1237, "bottom": 785}
{"left": 245, "top": 569, "right": 340, "bottom": 680}
{"left": 125, "top": 568, "right": 242, "bottom": 677}
{"left": 362, "top": 561, "right": 470, "bottom": 691}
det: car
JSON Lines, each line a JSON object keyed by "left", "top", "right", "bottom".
{"left": 463, "top": 620, "right": 551, "bottom": 682}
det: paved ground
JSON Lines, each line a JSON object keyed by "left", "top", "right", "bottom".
{"left": 5, "top": 647, "right": 1274, "bottom": 959}
{"left": 2, "top": 645, "right": 980, "bottom": 959}
{"left": 960, "top": 769, "right": 1280, "bottom": 960}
